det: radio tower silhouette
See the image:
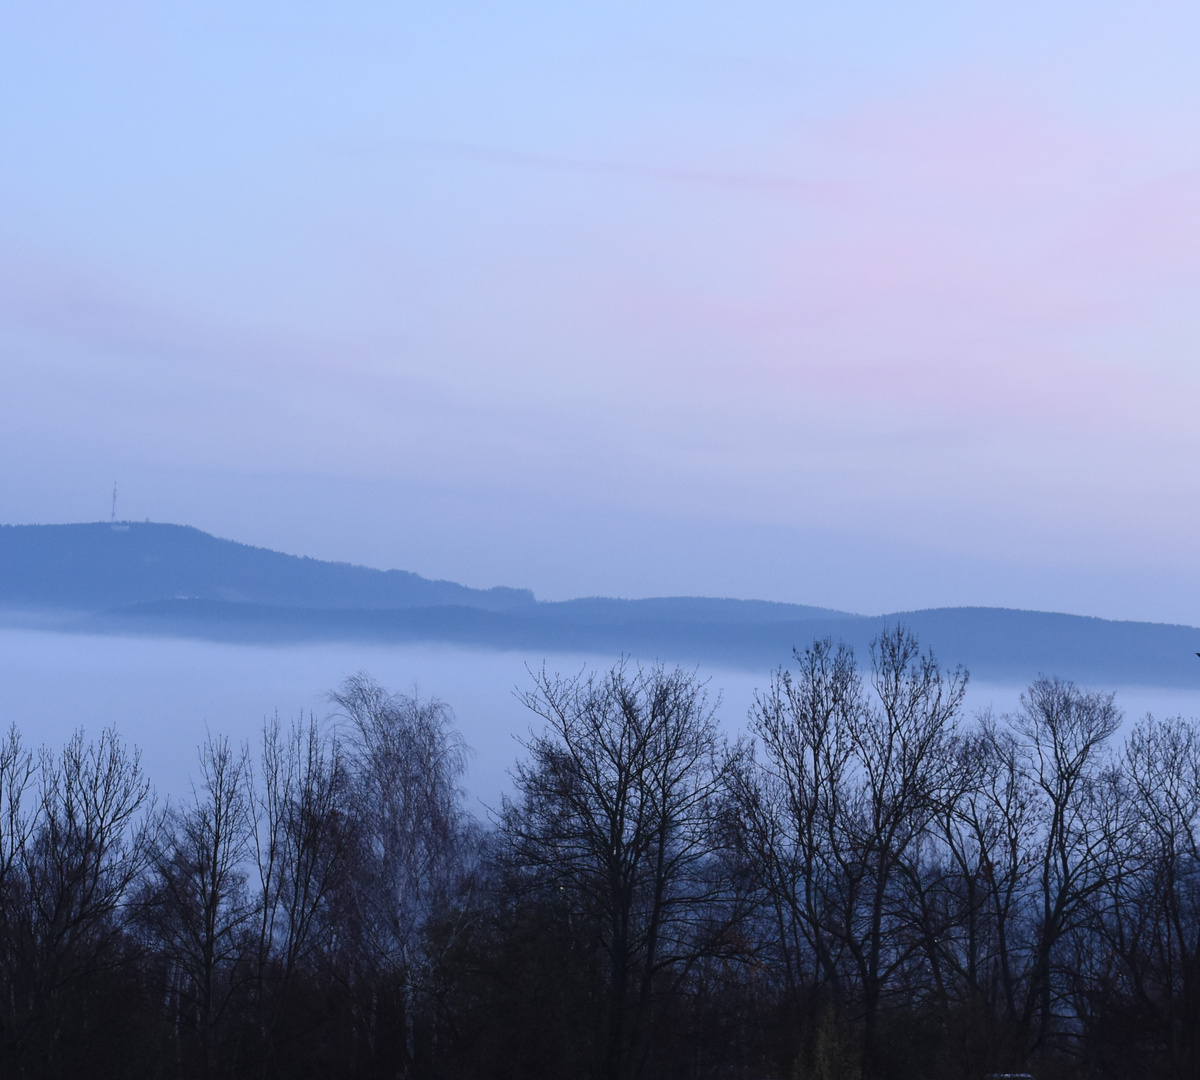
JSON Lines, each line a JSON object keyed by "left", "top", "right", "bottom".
{"left": 110, "top": 482, "right": 117, "bottom": 524}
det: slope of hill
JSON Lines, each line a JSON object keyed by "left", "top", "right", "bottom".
{"left": 0, "top": 522, "right": 535, "bottom": 611}
{"left": 3, "top": 522, "right": 1199, "bottom": 687}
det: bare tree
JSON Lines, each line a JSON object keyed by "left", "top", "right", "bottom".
{"left": 931, "top": 713, "right": 1039, "bottom": 1067}
{"left": 250, "top": 713, "right": 356, "bottom": 1070}
{"left": 805, "top": 627, "right": 964, "bottom": 1076}
{"left": 1110, "top": 714, "right": 1200, "bottom": 1076}
{"left": 741, "top": 639, "right": 860, "bottom": 1011}
{"left": 0, "top": 724, "right": 33, "bottom": 869}
{"left": 0, "top": 727, "right": 155, "bottom": 1075}
{"left": 734, "top": 628, "right": 965, "bottom": 1080}
{"left": 330, "top": 673, "right": 472, "bottom": 1077}
{"left": 504, "top": 660, "right": 735, "bottom": 1080}
{"left": 149, "top": 734, "right": 256, "bottom": 1079}
{"left": 0, "top": 725, "right": 35, "bottom": 935}
{"left": 0, "top": 726, "right": 34, "bottom": 1073}
{"left": 1011, "top": 677, "right": 1122, "bottom": 1047}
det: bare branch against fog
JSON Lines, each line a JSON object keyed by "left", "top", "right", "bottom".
{"left": 2, "top": 645, "right": 1200, "bottom": 1079}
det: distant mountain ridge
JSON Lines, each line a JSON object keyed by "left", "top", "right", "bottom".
{"left": 0, "top": 522, "right": 535, "bottom": 612}
{"left": 3, "top": 522, "right": 1199, "bottom": 688}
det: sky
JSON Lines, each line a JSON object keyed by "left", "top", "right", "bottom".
{"left": 2, "top": 1, "right": 1200, "bottom": 622}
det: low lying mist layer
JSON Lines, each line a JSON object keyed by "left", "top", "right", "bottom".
{"left": 5, "top": 625, "right": 1200, "bottom": 1079}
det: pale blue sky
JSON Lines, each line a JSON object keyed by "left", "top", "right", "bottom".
{"left": 3, "top": 2, "right": 1200, "bottom": 620}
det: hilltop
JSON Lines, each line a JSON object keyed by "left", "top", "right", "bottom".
{"left": 0, "top": 521, "right": 534, "bottom": 612}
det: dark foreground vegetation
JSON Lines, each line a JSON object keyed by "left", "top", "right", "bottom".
{"left": 2, "top": 627, "right": 1199, "bottom": 1080}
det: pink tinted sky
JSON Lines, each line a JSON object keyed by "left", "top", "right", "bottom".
{"left": 0, "top": 1, "right": 1198, "bottom": 621}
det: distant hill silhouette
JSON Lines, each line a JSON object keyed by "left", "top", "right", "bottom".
{"left": 3, "top": 522, "right": 1199, "bottom": 687}
{"left": 0, "top": 522, "right": 534, "bottom": 611}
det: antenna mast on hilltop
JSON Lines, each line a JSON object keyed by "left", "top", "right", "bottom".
{"left": 110, "top": 482, "right": 117, "bottom": 524}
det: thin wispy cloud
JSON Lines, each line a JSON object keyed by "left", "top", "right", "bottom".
{"left": 1, "top": 1, "right": 1198, "bottom": 619}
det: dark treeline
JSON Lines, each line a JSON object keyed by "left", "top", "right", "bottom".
{"left": 2, "top": 626, "right": 1200, "bottom": 1080}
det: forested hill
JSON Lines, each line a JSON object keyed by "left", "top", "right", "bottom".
{"left": 0, "top": 521, "right": 535, "bottom": 611}
{"left": 2, "top": 522, "right": 1199, "bottom": 687}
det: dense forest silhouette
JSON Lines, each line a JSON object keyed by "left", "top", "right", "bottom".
{"left": 2, "top": 626, "right": 1198, "bottom": 1080}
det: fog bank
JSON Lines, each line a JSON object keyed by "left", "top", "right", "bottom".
{"left": 4, "top": 628, "right": 1199, "bottom": 811}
